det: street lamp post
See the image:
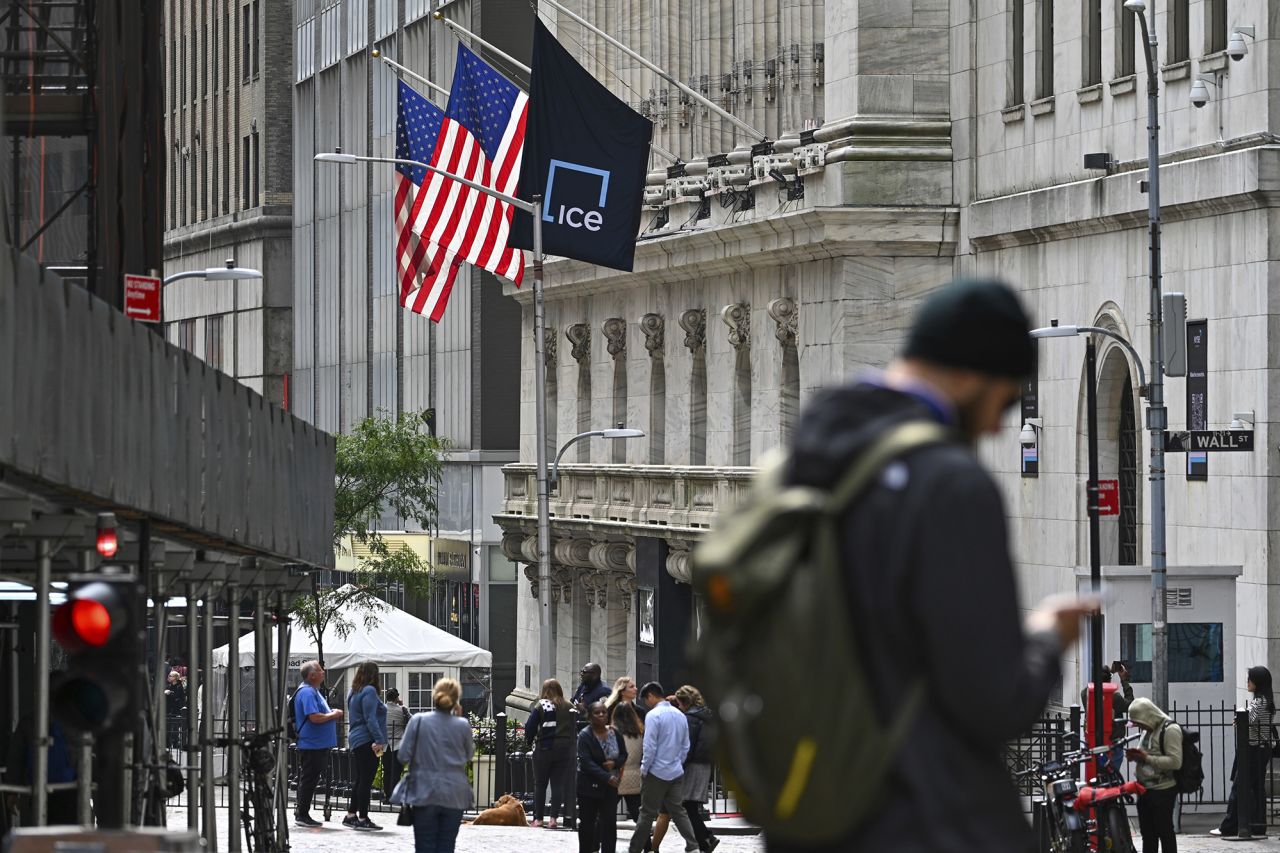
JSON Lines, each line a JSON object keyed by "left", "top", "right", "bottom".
{"left": 313, "top": 151, "right": 565, "bottom": 684}
{"left": 1032, "top": 323, "right": 1149, "bottom": 775}
{"left": 1125, "top": 0, "right": 1171, "bottom": 710}
{"left": 162, "top": 259, "right": 264, "bottom": 380}
{"left": 550, "top": 427, "right": 646, "bottom": 489}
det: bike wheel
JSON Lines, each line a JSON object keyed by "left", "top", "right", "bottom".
{"left": 1104, "top": 806, "right": 1137, "bottom": 853}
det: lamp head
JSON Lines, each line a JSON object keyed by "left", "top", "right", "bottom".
{"left": 1123, "top": 0, "right": 1146, "bottom": 12}
{"left": 1030, "top": 325, "right": 1080, "bottom": 339}
{"left": 314, "top": 151, "right": 359, "bottom": 165}
{"left": 601, "top": 428, "right": 645, "bottom": 439}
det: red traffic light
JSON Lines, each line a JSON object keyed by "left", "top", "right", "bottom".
{"left": 96, "top": 512, "right": 119, "bottom": 557}
{"left": 52, "top": 581, "right": 126, "bottom": 653}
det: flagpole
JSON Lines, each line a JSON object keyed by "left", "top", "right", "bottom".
{"left": 534, "top": 0, "right": 767, "bottom": 142}
{"left": 530, "top": 194, "right": 554, "bottom": 686}
{"left": 371, "top": 49, "right": 450, "bottom": 100}
{"left": 314, "top": 149, "right": 555, "bottom": 683}
{"left": 427, "top": 12, "right": 689, "bottom": 165}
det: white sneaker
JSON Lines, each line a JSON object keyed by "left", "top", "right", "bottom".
{"left": 1210, "top": 829, "right": 1224, "bottom": 837}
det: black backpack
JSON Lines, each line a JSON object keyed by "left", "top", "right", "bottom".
{"left": 287, "top": 688, "right": 307, "bottom": 742}
{"left": 690, "top": 421, "right": 948, "bottom": 844}
{"left": 1160, "top": 720, "right": 1204, "bottom": 794}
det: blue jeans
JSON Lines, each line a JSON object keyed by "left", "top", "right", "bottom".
{"left": 412, "top": 805, "right": 463, "bottom": 853}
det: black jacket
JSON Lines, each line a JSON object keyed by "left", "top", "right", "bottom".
{"left": 685, "top": 706, "right": 715, "bottom": 766}
{"left": 525, "top": 699, "right": 576, "bottom": 752}
{"left": 576, "top": 726, "right": 628, "bottom": 798}
{"left": 774, "top": 381, "right": 1062, "bottom": 853}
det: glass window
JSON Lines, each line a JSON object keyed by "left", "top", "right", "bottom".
{"left": 1120, "top": 622, "right": 1224, "bottom": 683}
{"left": 407, "top": 671, "right": 442, "bottom": 713}
{"left": 488, "top": 548, "right": 517, "bottom": 582}
{"left": 206, "top": 315, "right": 224, "bottom": 369}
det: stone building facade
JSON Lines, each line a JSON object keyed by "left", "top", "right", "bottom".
{"left": 162, "top": 0, "right": 294, "bottom": 407}
{"left": 496, "top": 0, "right": 1277, "bottom": 715}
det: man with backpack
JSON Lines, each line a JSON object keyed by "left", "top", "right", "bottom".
{"left": 693, "top": 278, "right": 1096, "bottom": 852}
{"left": 293, "top": 660, "right": 344, "bottom": 828}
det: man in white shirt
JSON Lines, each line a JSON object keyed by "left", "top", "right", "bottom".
{"left": 628, "top": 682, "right": 701, "bottom": 853}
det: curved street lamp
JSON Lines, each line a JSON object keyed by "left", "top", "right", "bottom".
{"left": 163, "top": 259, "right": 262, "bottom": 378}
{"left": 550, "top": 427, "right": 646, "bottom": 489}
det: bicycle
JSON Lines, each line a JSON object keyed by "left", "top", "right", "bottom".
{"left": 214, "top": 726, "right": 284, "bottom": 853}
{"left": 1015, "top": 732, "right": 1143, "bottom": 853}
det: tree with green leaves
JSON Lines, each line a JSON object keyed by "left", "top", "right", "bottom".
{"left": 292, "top": 410, "right": 446, "bottom": 671}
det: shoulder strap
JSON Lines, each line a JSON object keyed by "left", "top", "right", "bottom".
{"left": 825, "top": 421, "right": 952, "bottom": 514}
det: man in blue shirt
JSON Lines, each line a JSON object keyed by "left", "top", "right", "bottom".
{"left": 293, "top": 660, "right": 344, "bottom": 827}
{"left": 628, "top": 682, "right": 701, "bottom": 853}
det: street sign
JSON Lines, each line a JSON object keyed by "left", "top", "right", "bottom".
{"left": 123, "top": 274, "right": 162, "bottom": 323}
{"left": 1164, "top": 430, "right": 1255, "bottom": 453}
{"left": 1097, "top": 480, "right": 1120, "bottom": 516}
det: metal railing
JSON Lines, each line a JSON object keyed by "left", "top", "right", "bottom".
{"left": 1005, "top": 702, "right": 1280, "bottom": 821}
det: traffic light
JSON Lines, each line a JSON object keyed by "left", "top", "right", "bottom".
{"left": 51, "top": 577, "right": 140, "bottom": 734}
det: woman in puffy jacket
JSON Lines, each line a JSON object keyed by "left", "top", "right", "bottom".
{"left": 344, "top": 661, "right": 388, "bottom": 831}
{"left": 524, "top": 678, "right": 576, "bottom": 828}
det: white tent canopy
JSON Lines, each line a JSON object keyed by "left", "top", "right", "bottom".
{"left": 211, "top": 591, "right": 492, "bottom": 671}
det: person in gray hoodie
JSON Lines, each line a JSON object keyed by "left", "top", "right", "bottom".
{"left": 1126, "top": 698, "right": 1183, "bottom": 853}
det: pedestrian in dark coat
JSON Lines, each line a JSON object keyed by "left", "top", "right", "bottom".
{"left": 577, "top": 701, "right": 628, "bottom": 853}
{"left": 773, "top": 279, "right": 1095, "bottom": 853}
{"left": 526, "top": 678, "right": 577, "bottom": 828}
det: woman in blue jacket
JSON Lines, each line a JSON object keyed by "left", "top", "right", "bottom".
{"left": 344, "top": 661, "right": 388, "bottom": 831}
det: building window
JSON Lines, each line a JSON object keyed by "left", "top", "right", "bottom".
{"left": 222, "top": 146, "right": 230, "bottom": 215}
{"left": 1169, "top": 0, "right": 1189, "bottom": 63}
{"left": 1083, "top": 0, "right": 1101, "bottom": 85}
{"left": 1206, "top": 0, "right": 1227, "bottom": 54}
{"left": 1009, "top": 0, "right": 1025, "bottom": 106}
{"left": 224, "top": 12, "right": 231, "bottom": 89}
{"left": 252, "top": 0, "right": 260, "bottom": 77}
{"left": 1116, "top": 0, "right": 1136, "bottom": 77}
{"left": 242, "top": 135, "right": 251, "bottom": 209}
{"left": 206, "top": 315, "right": 225, "bottom": 370}
{"left": 1035, "top": 0, "right": 1054, "bottom": 99}
{"left": 242, "top": 3, "right": 251, "bottom": 81}
{"left": 251, "top": 130, "right": 260, "bottom": 207}
{"left": 178, "top": 319, "right": 196, "bottom": 354}
{"left": 407, "top": 671, "right": 442, "bottom": 713}
{"left": 1120, "top": 623, "right": 1223, "bottom": 683}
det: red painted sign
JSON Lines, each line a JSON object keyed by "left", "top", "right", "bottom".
{"left": 124, "top": 274, "right": 162, "bottom": 323}
{"left": 1097, "top": 479, "right": 1120, "bottom": 517}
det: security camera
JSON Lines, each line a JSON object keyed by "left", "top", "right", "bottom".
{"left": 1020, "top": 419, "right": 1043, "bottom": 448}
{"left": 1189, "top": 78, "right": 1210, "bottom": 108}
{"left": 1227, "top": 28, "right": 1255, "bottom": 61}
{"left": 768, "top": 168, "right": 787, "bottom": 184}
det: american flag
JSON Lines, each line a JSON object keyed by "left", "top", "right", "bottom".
{"left": 394, "top": 48, "right": 528, "bottom": 322}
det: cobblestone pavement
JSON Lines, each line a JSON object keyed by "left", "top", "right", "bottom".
{"left": 166, "top": 808, "right": 766, "bottom": 853}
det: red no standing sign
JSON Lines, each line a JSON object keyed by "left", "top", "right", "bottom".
{"left": 124, "top": 274, "right": 162, "bottom": 323}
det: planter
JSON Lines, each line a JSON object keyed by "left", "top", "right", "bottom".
{"left": 473, "top": 754, "right": 497, "bottom": 808}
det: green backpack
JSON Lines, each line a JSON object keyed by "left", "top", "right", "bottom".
{"left": 689, "top": 420, "right": 949, "bottom": 845}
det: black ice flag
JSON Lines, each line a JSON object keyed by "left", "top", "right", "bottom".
{"left": 511, "top": 19, "right": 654, "bottom": 272}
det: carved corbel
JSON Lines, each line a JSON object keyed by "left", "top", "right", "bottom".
{"left": 566, "top": 323, "right": 591, "bottom": 363}
{"left": 602, "top": 318, "right": 626, "bottom": 361}
{"left": 524, "top": 563, "right": 540, "bottom": 599}
{"left": 554, "top": 538, "right": 595, "bottom": 569}
{"left": 665, "top": 546, "right": 693, "bottom": 584}
{"left": 551, "top": 565, "right": 577, "bottom": 605}
{"left": 679, "top": 308, "right": 706, "bottom": 355}
{"left": 721, "top": 303, "right": 750, "bottom": 351}
{"left": 543, "top": 327, "right": 558, "bottom": 369}
{"left": 767, "top": 297, "right": 797, "bottom": 346}
{"left": 640, "top": 313, "right": 664, "bottom": 359}
{"left": 519, "top": 535, "right": 539, "bottom": 565}
{"left": 501, "top": 532, "right": 527, "bottom": 564}
{"left": 614, "top": 573, "right": 638, "bottom": 612}
{"left": 588, "top": 541, "right": 633, "bottom": 574}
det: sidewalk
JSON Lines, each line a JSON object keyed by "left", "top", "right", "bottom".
{"left": 165, "top": 807, "right": 765, "bottom": 853}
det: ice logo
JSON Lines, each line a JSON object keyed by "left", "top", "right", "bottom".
{"left": 542, "top": 159, "right": 610, "bottom": 232}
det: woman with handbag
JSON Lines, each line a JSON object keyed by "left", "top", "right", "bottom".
{"left": 395, "top": 678, "right": 474, "bottom": 853}
{"left": 577, "top": 701, "right": 627, "bottom": 853}
{"left": 613, "top": 702, "right": 644, "bottom": 821}
{"left": 1212, "top": 666, "right": 1276, "bottom": 838}
{"left": 343, "top": 661, "right": 387, "bottom": 831}
{"left": 524, "top": 678, "right": 576, "bottom": 828}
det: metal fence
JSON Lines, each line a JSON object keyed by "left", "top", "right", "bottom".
{"left": 1004, "top": 702, "right": 1280, "bottom": 821}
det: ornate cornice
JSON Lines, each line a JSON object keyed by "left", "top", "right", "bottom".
{"left": 640, "top": 313, "right": 664, "bottom": 359}
{"left": 678, "top": 309, "right": 706, "bottom": 355}
{"left": 602, "top": 318, "right": 626, "bottom": 360}
{"left": 721, "top": 303, "right": 750, "bottom": 351}
{"left": 767, "top": 297, "right": 797, "bottom": 346}
{"left": 566, "top": 323, "right": 591, "bottom": 363}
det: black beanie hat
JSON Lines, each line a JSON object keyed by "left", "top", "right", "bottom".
{"left": 903, "top": 278, "right": 1036, "bottom": 379}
